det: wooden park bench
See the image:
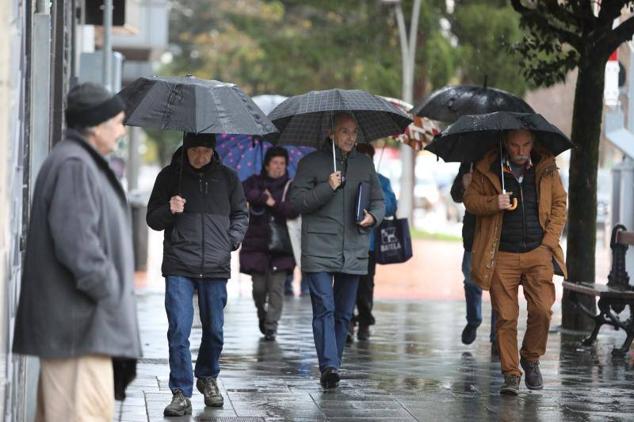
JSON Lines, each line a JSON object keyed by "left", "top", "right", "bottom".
{"left": 562, "top": 224, "right": 634, "bottom": 356}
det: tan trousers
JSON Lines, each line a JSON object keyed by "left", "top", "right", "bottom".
{"left": 36, "top": 355, "right": 114, "bottom": 422}
{"left": 490, "top": 245, "right": 555, "bottom": 376}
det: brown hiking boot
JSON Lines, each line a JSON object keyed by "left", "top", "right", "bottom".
{"left": 520, "top": 357, "right": 543, "bottom": 390}
{"left": 500, "top": 374, "right": 521, "bottom": 395}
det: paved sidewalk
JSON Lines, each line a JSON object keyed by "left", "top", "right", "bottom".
{"left": 115, "top": 288, "right": 634, "bottom": 422}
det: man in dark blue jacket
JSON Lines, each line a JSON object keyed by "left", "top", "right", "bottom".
{"left": 147, "top": 133, "right": 248, "bottom": 416}
{"left": 451, "top": 163, "right": 496, "bottom": 349}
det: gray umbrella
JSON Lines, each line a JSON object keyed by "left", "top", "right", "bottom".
{"left": 267, "top": 89, "right": 412, "bottom": 148}
{"left": 117, "top": 75, "right": 278, "bottom": 136}
{"left": 411, "top": 85, "right": 534, "bottom": 123}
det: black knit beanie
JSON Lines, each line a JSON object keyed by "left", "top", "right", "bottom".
{"left": 65, "top": 83, "right": 125, "bottom": 129}
{"left": 183, "top": 132, "right": 216, "bottom": 149}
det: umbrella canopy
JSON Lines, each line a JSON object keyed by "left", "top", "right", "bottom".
{"left": 117, "top": 75, "right": 278, "bottom": 136}
{"left": 267, "top": 89, "right": 412, "bottom": 147}
{"left": 215, "top": 134, "right": 314, "bottom": 182}
{"left": 425, "top": 111, "right": 573, "bottom": 163}
{"left": 252, "top": 94, "right": 288, "bottom": 115}
{"left": 411, "top": 85, "right": 534, "bottom": 123}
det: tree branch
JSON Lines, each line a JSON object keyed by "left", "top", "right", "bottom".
{"left": 598, "top": 14, "right": 634, "bottom": 58}
{"left": 543, "top": 0, "right": 581, "bottom": 27}
{"left": 598, "top": 0, "right": 629, "bottom": 24}
{"left": 511, "top": 0, "right": 584, "bottom": 51}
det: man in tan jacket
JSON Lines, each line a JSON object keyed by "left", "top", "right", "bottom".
{"left": 464, "top": 129, "right": 567, "bottom": 395}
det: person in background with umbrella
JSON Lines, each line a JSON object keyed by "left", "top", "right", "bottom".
{"left": 451, "top": 164, "right": 496, "bottom": 350}
{"left": 348, "top": 142, "right": 397, "bottom": 342}
{"left": 463, "top": 128, "right": 567, "bottom": 395}
{"left": 146, "top": 133, "right": 248, "bottom": 416}
{"left": 289, "top": 112, "right": 385, "bottom": 389}
{"left": 414, "top": 82, "right": 534, "bottom": 352}
{"left": 239, "top": 146, "right": 299, "bottom": 341}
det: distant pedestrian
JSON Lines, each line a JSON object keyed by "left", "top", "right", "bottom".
{"left": 450, "top": 163, "right": 496, "bottom": 349}
{"left": 348, "top": 143, "right": 397, "bottom": 342}
{"left": 464, "top": 129, "right": 567, "bottom": 395}
{"left": 147, "top": 132, "right": 248, "bottom": 416}
{"left": 240, "top": 146, "right": 299, "bottom": 341}
{"left": 13, "top": 82, "right": 142, "bottom": 421}
{"left": 290, "top": 112, "right": 384, "bottom": 388}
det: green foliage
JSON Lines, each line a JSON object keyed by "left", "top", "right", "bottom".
{"left": 164, "top": 0, "right": 405, "bottom": 97}
{"left": 451, "top": 2, "right": 528, "bottom": 95}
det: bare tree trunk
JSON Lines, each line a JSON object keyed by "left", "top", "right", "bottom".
{"left": 562, "top": 56, "right": 604, "bottom": 331}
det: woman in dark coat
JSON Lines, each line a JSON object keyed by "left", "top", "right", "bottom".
{"left": 239, "top": 147, "right": 299, "bottom": 340}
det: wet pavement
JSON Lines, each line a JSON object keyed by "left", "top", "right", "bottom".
{"left": 115, "top": 289, "right": 634, "bottom": 422}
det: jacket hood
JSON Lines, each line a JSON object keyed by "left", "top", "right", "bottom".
{"left": 170, "top": 145, "right": 222, "bottom": 172}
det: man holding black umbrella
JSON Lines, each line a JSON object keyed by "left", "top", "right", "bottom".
{"left": 290, "top": 112, "right": 385, "bottom": 389}
{"left": 147, "top": 133, "right": 248, "bottom": 416}
{"left": 463, "top": 129, "right": 567, "bottom": 395}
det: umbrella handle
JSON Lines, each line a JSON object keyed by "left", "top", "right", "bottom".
{"left": 503, "top": 189, "right": 518, "bottom": 211}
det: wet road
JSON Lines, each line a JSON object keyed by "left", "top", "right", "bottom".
{"left": 115, "top": 290, "right": 634, "bottom": 422}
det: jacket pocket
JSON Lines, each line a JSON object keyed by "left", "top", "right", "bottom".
{"left": 304, "top": 229, "right": 339, "bottom": 258}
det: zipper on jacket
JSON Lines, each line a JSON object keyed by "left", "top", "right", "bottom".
{"left": 519, "top": 182, "right": 527, "bottom": 250}
{"left": 199, "top": 173, "right": 205, "bottom": 278}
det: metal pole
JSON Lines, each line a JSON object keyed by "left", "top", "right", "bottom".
{"left": 127, "top": 127, "right": 141, "bottom": 191}
{"left": 393, "top": 0, "right": 421, "bottom": 221}
{"left": 103, "top": 0, "right": 113, "bottom": 90}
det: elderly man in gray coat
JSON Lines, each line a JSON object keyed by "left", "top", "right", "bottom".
{"left": 290, "top": 112, "right": 384, "bottom": 389}
{"left": 13, "top": 83, "right": 142, "bottom": 421}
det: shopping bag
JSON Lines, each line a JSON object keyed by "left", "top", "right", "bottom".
{"left": 374, "top": 218, "right": 412, "bottom": 264}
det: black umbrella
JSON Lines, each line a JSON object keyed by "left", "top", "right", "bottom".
{"left": 425, "top": 112, "right": 572, "bottom": 163}
{"left": 426, "top": 112, "right": 573, "bottom": 211}
{"left": 117, "top": 75, "right": 277, "bottom": 136}
{"left": 267, "top": 89, "right": 412, "bottom": 148}
{"left": 411, "top": 85, "right": 534, "bottom": 123}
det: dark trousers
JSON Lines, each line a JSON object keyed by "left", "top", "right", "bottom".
{"left": 354, "top": 254, "right": 376, "bottom": 326}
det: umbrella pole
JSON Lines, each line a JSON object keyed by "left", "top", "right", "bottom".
{"left": 332, "top": 138, "right": 337, "bottom": 173}
{"left": 179, "top": 132, "right": 186, "bottom": 196}
{"left": 499, "top": 135, "right": 518, "bottom": 211}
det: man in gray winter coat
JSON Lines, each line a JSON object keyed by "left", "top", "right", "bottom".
{"left": 13, "top": 83, "right": 142, "bottom": 421}
{"left": 290, "top": 112, "right": 384, "bottom": 388}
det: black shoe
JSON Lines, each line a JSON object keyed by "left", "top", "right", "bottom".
{"left": 320, "top": 367, "right": 340, "bottom": 389}
{"left": 163, "top": 389, "right": 192, "bottom": 416}
{"left": 520, "top": 358, "right": 543, "bottom": 390}
{"left": 196, "top": 377, "right": 224, "bottom": 407}
{"left": 346, "top": 321, "right": 354, "bottom": 344}
{"left": 264, "top": 329, "right": 276, "bottom": 341}
{"left": 461, "top": 323, "right": 479, "bottom": 345}
{"left": 491, "top": 342, "right": 499, "bottom": 357}
{"left": 258, "top": 318, "right": 266, "bottom": 335}
{"left": 500, "top": 374, "right": 521, "bottom": 395}
{"left": 357, "top": 324, "right": 370, "bottom": 341}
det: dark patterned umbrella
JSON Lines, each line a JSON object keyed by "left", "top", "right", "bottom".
{"left": 425, "top": 111, "right": 573, "bottom": 163}
{"left": 411, "top": 85, "right": 534, "bottom": 123}
{"left": 267, "top": 89, "right": 412, "bottom": 147}
{"left": 117, "top": 75, "right": 277, "bottom": 136}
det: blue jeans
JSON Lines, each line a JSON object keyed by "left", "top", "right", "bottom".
{"left": 306, "top": 272, "right": 359, "bottom": 372}
{"left": 463, "top": 251, "right": 496, "bottom": 342}
{"left": 165, "top": 276, "right": 227, "bottom": 397}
